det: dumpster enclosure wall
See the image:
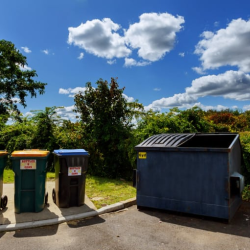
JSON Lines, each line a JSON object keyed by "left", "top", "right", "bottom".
{"left": 135, "top": 133, "right": 244, "bottom": 221}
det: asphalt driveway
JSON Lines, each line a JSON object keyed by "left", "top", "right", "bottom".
{"left": 0, "top": 202, "right": 249, "bottom": 250}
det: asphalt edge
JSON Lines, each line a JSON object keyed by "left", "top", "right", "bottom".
{"left": 0, "top": 197, "right": 136, "bottom": 232}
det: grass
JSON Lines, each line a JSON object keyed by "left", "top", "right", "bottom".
{"left": 3, "top": 170, "right": 136, "bottom": 209}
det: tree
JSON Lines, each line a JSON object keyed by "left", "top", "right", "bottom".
{"left": 0, "top": 40, "right": 46, "bottom": 116}
{"left": 30, "top": 106, "right": 62, "bottom": 150}
{"left": 74, "top": 78, "right": 143, "bottom": 178}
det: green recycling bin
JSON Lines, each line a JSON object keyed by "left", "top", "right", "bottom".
{"left": 11, "top": 150, "right": 50, "bottom": 213}
{"left": 0, "top": 151, "right": 8, "bottom": 210}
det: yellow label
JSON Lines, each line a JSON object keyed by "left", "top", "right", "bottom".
{"left": 139, "top": 152, "right": 147, "bottom": 159}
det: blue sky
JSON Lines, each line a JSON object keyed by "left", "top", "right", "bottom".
{"left": 1, "top": 0, "right": 250, "bottom": 120}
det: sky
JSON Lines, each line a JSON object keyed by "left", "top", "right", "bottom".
{"left": 1, "top": 0, "right": 250, "bottom": 121}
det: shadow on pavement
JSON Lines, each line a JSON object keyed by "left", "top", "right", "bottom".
{"left": 13, "top": 223, "right": 59, "bottom": 238}
{"left": 66, "top": 215, "right": 105, "bottom": 228}
{"left": 138, "top": 201, "right": 250, "bottom": 238}
{"left": 0, "top": 207, "right": 11, "bottom": 226}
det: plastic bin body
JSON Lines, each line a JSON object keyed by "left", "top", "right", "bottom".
{"left": 135, "top": 133, "right": 244, "bottom": 221}
{"left": 53, "top": 149, "right": 89, "bottom": 208}
{"left": 11, "top": 150, "right": 50, "bottom": 213}
{"left": 0, "top": 151, "right": 8, "bottom": 206}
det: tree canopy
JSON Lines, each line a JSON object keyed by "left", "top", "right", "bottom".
{"left": 0, "top": 40, "right": 46, "bottom": 116}
{"left": 74, "top": 77, "right": 143, "bottom": 178}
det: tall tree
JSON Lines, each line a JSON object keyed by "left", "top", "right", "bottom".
{"left": 0, "top": 40, "right": 46, "bottom": 116}
{"left": 74, "top": 78, "right": 143, "bottom": 178}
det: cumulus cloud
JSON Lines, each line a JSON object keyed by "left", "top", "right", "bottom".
{"left": 55, "top": 105, "right": 79, "bottom": 121}
{"left": 68, "top": 12, "right": 184, "bottom": 66}
{"left": 179, "top": 52, "right": 185, "bottom": 57}
{"left": 68, "top": 18, "right": 131, "bottom": 59}
{"left": 59, "top": 87, "right": 86, "bottom": 97}
{"left": 195, "top": 18, "right": 250, "bottom": 72}
{"left": 19, "top": 64, "right": 32, "bottom": 71}
{"left": 42, "top": 49, "right": 49, "bottom": 55}
{"left": 146, "top": 70, "right": 250, "bottom": 110}
{"left": 122, "top": 93, "right": 135, "bottom": 102}
{"left": 185, "top": 102, "right": 228, "bottom": 111}
{"left": 146, "top": 93, "right": 197, "bottom": 110}
{"left": 107, "top": 59, "right": 116, "bottom": 65}
{"left": 125, "top": 13, "right": 185, "bottom": 61}
{"left": 186, "top": 70, "right": 250, "bottom": 100}
{"left": 78, "top": 52, "right": 84, "bottom": 59}
{"left": 154, "top": 88, "right": 161, "bottom": 91}
{"left": 243, "top": 105, "right": 250, "bottom": 110}
{"left": 21, "top": 46, "right": 31, "bottom": 53}
{"left": 192, "top": 67, "right": 206, "bottom": 75}
{"left": 124, "top": 58, "right": 151, "bottom": 67}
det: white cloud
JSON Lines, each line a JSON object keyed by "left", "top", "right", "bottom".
{"left": 243, "top": 105, "right": 250, "bottom": 110}
{"left": 59, "top": 88, "right": 70, "bottom": 94}
{"left": 122, "top": 93, "right": 135, "bottom": 102}
{"left": 59, "top": 87, "right": 86, "bottom": 97}
{"left": 19, "top": 64, "right": 32, "bottom": 71}
{"left": 107, "top": 59, "right": 116, "bottom": 65}
{"left": 125, "top": 13, "right": 185, "bottom": 61}
{"left": 0, "top": 97, "right": 20, "bottom": 104}
{"left": 186, "top": 102, "right": 228, "bottom": 111}
{"left": 68, "top": 12, "right": 184, "bottom": 66}
{"left": 192, "top": 67, "right": 206, "bottom": 75}
{"left": 68, "top": 18, "right": 131, "bottom": 59}
{"left": 78, "top": 52, "right": 84, "bottom": 60}
{"left": 124, "top": 58, "right": 151, "bottom": 67}
{"left": 146, "top": 70, "right": 250, "bottom": 111}
{"left": 21, "top": 47, "right": 31, "bottom": 53}
{"left": 154, "top": 88, "right": 161, "bottom": 91}
{"left": 186, "top": 70, "right": 250, "bottom": 101}
{"left": 179, "top": 52, "right": 185, "bottom": 57}
{"left": 42, "top": 49, "right": 49, "bottom": 55}
{"left": 55, "top": 105, "right": 79, "bottom": 121}
{"left": 147, "top": 93, "right": 197, "bottom": 110}
{"left": 195, "top": 18, "right": 250, "bottom": 72}
{"left": 214, "top": 21, "right": 219, "bottom": 27}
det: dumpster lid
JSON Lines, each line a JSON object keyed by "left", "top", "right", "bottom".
{"left": 0, "top": 150, "right": 8, "bottom": 156}
{"left": 11, "top": 150, "right": 50, "bottom": 157}
{"left": 53, "top": 149, "right": 89, "bottom": 156}
{"left": 135, "top": 133, "right": 195, "bottom": 148}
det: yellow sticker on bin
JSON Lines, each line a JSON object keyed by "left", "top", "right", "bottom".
{"left": 11, "top": 150, "right": 50, "bottom": 157}
{"left": 139, "top": 152, "right": 147, "bottom": 159}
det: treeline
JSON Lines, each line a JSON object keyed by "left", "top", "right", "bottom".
{"left": 1, "top": 79, "right": 250, "bottom": 184}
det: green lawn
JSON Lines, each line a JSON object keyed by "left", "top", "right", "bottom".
{"left": 3, "top": 169, "right": 136, "bottom": 209}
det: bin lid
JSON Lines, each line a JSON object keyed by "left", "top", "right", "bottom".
{"left": 0, "top": 151, "right": 8, "bottom": 156}
{"left": 11, "top": 150, "right": 50, "bottom": 157}
{"left": 53, "top": 149, "right": 89, "bottom": 156}
{"left": 135, "top": 133, "right": 195, "bottom": 148}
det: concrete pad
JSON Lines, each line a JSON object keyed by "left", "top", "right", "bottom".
{"left": 0, "top": 181, "right": 97, "bottom": 225}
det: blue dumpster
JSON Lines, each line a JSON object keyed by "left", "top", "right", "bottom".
{"left": 135, "top": 133, "right": 244, "bottom": 221}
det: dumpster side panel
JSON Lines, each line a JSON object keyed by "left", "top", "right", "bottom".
{"left": 137, "top": 150, "right": 230, "bottom": 219}
{"left": 228, "top": 139, "right": 242, "bottom": 220}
